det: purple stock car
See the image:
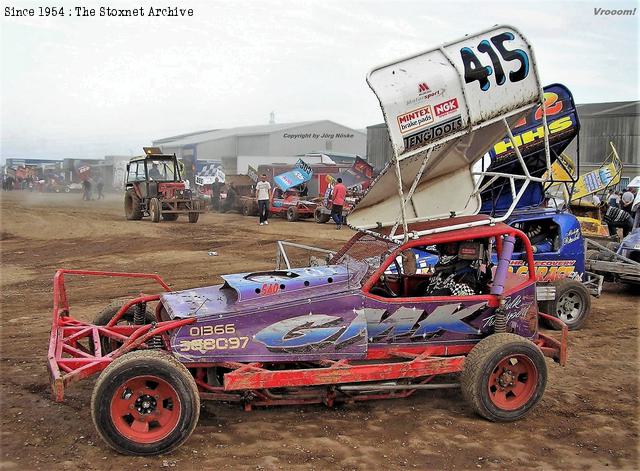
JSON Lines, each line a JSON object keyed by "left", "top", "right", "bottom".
{"left": 48, "top": 25, "right": 569, "bottom": 456}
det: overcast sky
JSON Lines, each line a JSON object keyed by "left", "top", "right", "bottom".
{"left": 1, "top": 0, "right": 638, "bottom": 160}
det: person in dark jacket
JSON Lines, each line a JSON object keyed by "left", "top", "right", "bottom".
{"left": 602, "top": 202, "right": 634, "bottom": 237}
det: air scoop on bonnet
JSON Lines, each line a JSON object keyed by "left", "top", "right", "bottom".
{"left": 221, "top": 265, "right": 350, "bottom": 302}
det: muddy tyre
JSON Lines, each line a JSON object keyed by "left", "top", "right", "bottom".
{"left": 547, "top": 279, "right": 591, "bottom": 330}
{"left": 124, "top": 190, "right": 143, "bottom": 220}
{"left": 91, "top": 350, "right": 200, "bottom": 456}
{"left": 93, "top": 301, "right": 156, "bottom": 354}
{"left": 162, "top": 213, "right": 179, "bottom": 221}
{"left": 149, "top": 198, "right": 161, "bottom": 223}
{"left": 287, "top": 206, "right": 299, "bottom": 222}
{"left": 188, "top": 212, "right": 199, "bottom": 223}
{"left": 242, "top": 201, "right": 257, "bottom": 217}
{"left": 314, "top": 208, "right": 330, "bottom": 224}
{"left": 461, "top": 333, "right": 547, "bottom": 422}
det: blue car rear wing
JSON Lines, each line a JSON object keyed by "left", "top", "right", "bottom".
{"left": 479, "top": 83, "right": 580, "bottom": 216}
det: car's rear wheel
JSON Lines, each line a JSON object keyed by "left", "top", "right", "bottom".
{"left": 314, "top": 208, "right": 330, "bottom": 223}
{"left": 188, "top": 212, "right": 199, "bottom": 223}
{"left": 461, "top": 333, "right": 547, "bottom": 422}
{"left": 124, "top": 190, "right": 143, "bottom": 220}
{"left": 287, "top": 206, "right": 299, "bottom": 222}
{"left": 241, "top": 201, "right": 251, "bottom": 216}
{"left": 91, "top": 350, "right": 200, "bottom": 456}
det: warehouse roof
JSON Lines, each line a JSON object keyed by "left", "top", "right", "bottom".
{"left": 154, "top": 120, "right": 362, "bottom": 147}
{"left": 576, "top": 100, "right": 640, "bottom": 117}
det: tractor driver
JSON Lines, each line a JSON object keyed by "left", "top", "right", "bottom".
{"left": 423, "top": 242, "right": 479, "bottom": 296}
{"left": 148, "top": 162, "right": 163, "bottom": 180}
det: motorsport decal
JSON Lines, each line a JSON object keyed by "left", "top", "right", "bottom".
{"left": 489, "top": 86, "right": 577, "bottom": 159}
{"left": 253, "top": 302, "right": 487, "bottom": 353}
{"left": 364, "top": 302, "right": 486, "bottom": 340}
{"left": 562, "top": 228, "right": 581, "bottom": 246}
{"left": 397, "top": 105, "right": 434, "bottom": 134}
{"left": 404, "top": 115, "right": 463, "bottom": 151}
{"left": 434, "top": 98, "right": 459, "bottom": 118}
{"left": 482, "top": 294, "right": 535, "bottom": 330}
{"left": 406, "top": 82, "right": 444, "bottom": 106}
{"left": 509, "top": 259, "right": 577, "bottom": 281}
{"left": 255, "top": 312, "right": 367, "bottom": 353}
{"left": 491, "top": 114, "right": 575, "bottom": 156}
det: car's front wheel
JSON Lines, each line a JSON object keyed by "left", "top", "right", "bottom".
{"left": 91, "top": 350, "right": 200, "bottom": 456}
{"left": 461, "top": 333, "right": 547, "bottom": 422}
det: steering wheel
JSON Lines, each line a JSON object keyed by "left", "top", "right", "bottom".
{"left": 373, "top": 258, "right": 404, "bottom": 297}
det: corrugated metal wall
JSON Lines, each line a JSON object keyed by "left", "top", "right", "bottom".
{"left": 366, "top": 124, "right": 393, "bottom": 171}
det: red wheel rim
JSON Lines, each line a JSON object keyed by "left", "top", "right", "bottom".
{"left": 110, "top": 375, "right": 181, "bottom": 444}
{"left": 488, "top": 354, "right": 538, "bottom": 411}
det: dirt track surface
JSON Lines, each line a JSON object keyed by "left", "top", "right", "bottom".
{"left": 0, "top": 191, "right": 638, "bottom": 470}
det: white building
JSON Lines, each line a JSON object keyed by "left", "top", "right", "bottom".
{"left": 153, "top": 120, "right": 366, "bottom": 176}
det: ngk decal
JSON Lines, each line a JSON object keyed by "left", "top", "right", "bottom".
{"left": 434, "top": 98, "right": 459, "bottom": 117}
{"left": 397, "top": 105, "right": 434, "bottom": 134}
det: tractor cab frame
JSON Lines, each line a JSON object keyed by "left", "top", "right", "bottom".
{"left": 124, "top": 147, "right": 205, "bottom": 223}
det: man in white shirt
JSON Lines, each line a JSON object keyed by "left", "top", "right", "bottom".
{"left": 255, "top": 174, "right": 271, "bottom": 226}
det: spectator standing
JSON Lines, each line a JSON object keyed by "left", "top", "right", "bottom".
{"left": 210, "top": 181, "right": 223, "bottom": 211}
{"left": 603, "top": 202, "right": 634, "bottom": 237}
{"left": 223, "top": 182, "right": 237, "bottom": 212}
{"left": 255, "top": 174, "right": 271, "bottom": 226}
{"left": 96, "top": 176, "right": 105, "bottom": 200}
{"left": 330, "top": 177, "right": 347, "bottom": 230}
{"left": 82, "top": 178, "right": 92, "bottom": 201}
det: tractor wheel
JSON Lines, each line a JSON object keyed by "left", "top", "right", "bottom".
{"left": 314, "top": 208, "right": 330, "bottom": 224}
{"left": 162, "top": 213, "right": 179, "bottom": 221}
{"left": 547, "top": 279, "right": 591, "bottom": 330}
{"left": 124, "top": 190, "right": 143, "bottom": 220}
{"left": 149, "top": 198, "right": 161, "bottom": 223}
{"left": 91, "top": 350, "right": 200, "bottom": 456}
{"left": 461, "top": 333, "right": 547, "bottom": 422}
{"left": 188, "top": 212, "right": 199, "bottom": 223}
{"left": 287, "top": 206, "right": 299, "bottom": 222}
{"left": 93, "top": 301, "right": 156, "bottom": 354}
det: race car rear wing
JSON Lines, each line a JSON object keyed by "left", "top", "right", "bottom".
{"left": 349, "top": 25, "right": 552, "bottom": 241}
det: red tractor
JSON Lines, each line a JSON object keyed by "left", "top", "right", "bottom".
{"left": 124, "top": 148, "right": 205, "bottom": 223}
